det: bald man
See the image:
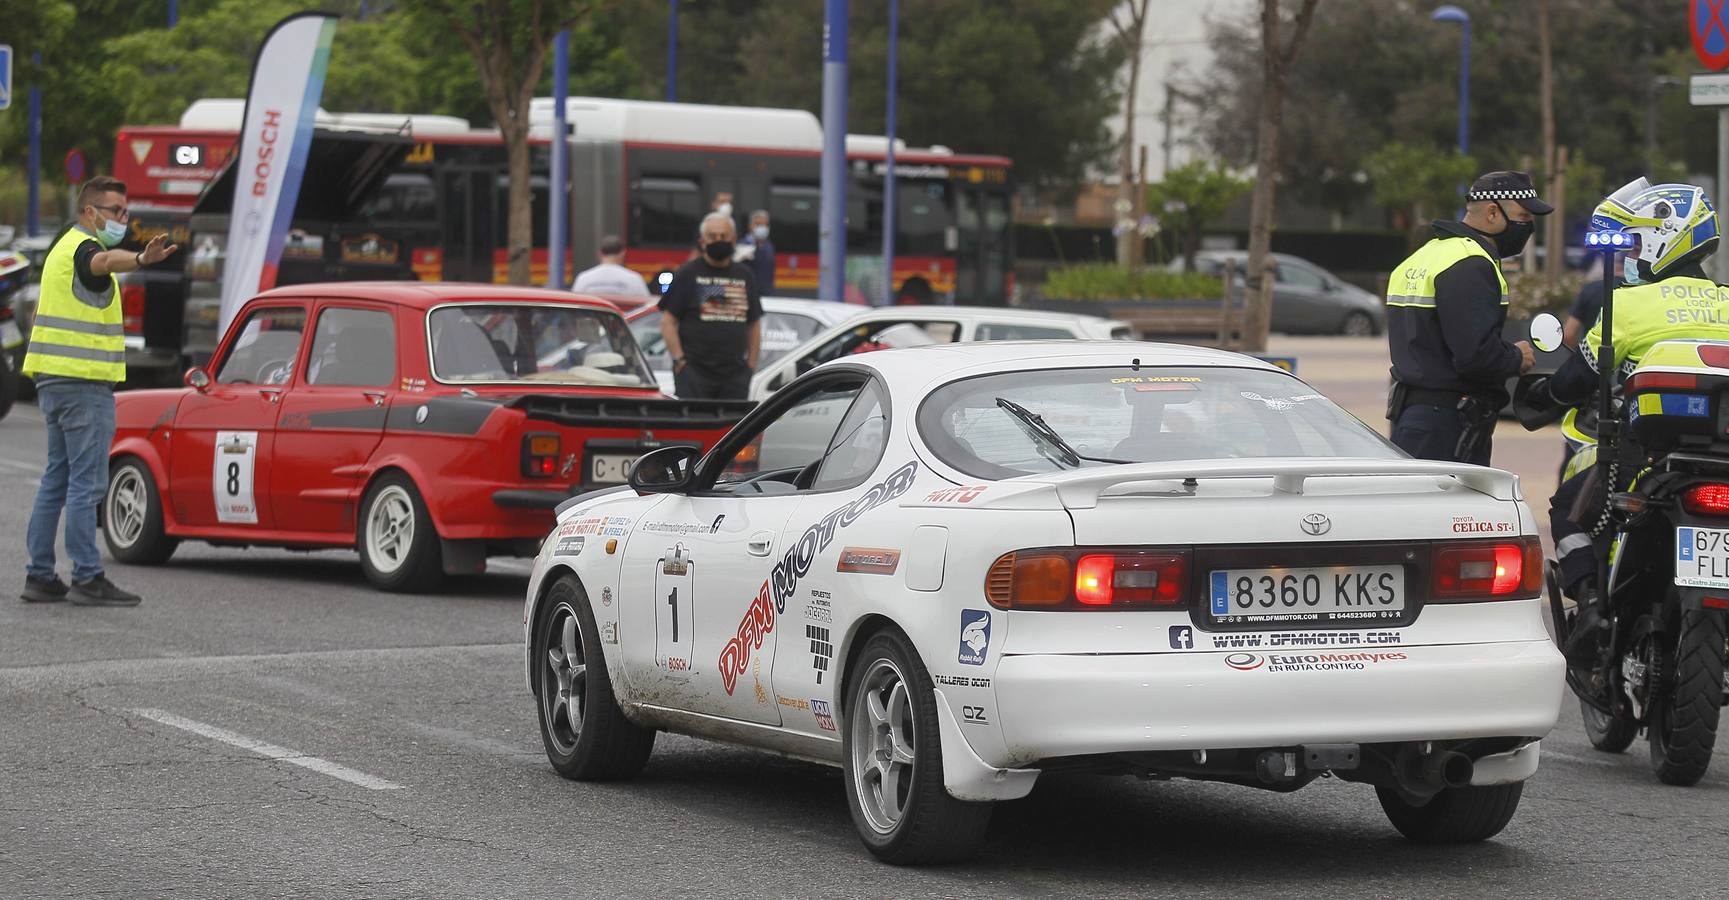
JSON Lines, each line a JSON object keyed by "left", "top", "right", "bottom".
{"left": 659, "top": 212, "right": 762, "bottom": 399}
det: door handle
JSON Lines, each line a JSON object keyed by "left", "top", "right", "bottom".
{"left": 362, "top": 390, "right": 387, "bottom": 407}
{"left": 258, "top": 389, "right": 282, "bottom": 404}
{"left": 747, "top": 531, "right": 774, "bottom": 557}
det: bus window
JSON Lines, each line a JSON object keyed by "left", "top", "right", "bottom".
{"left": 633, "top": 176, "right": 703, "bottom": 247}
{"left": 768, "top": 182, "right": 820, "bottom": 254}
{"left": 358, "top": 173, "right": 436, "bottom": 224}
{"left": 898, "top": 180, "right": 953, "bottom": 257}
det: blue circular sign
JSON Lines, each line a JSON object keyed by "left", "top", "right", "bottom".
{"left": 63, "top": 148, "right": 86, "bottom": 184}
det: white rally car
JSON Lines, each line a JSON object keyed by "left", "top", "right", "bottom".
{"left": 521, "top": 341, "right": 1564, "bottom": 863}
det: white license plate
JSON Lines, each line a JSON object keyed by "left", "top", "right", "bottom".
{"left": 589, "top": 452, "right": 639, "bottom": 485}
{"left": 1210, "top": 565, "right": 1405, "bottom": 624}
{"left": 0, "top": 321, "right": 21, "bottom": 350}
{"left": 1676, "top": 526, "right": 1729, "bottom": 588}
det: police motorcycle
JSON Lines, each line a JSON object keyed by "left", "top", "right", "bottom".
{"left": 0, "top": 249, "right": 32, "bottom": 422}
{"left": 1516, "top": 181, "right": 1729, "bottom": 786}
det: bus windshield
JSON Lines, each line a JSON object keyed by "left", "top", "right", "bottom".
{"left": 428, "top": 304, "right": 657, "bottom": 388}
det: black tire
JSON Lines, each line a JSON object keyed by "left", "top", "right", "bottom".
{"left": 532, "top": 574, "right": 655, "bottom": 780}
{"left": 1649, "top": 609, "right": 1726, "bottom": 786}
{"left": 841, "top": 628, "right": 992, "bottom": 864}
{"left": 1581, "top": 701, "right": 1636, "bottom": 754}
{"left": 102, "top": 456, "right": 179, "bottom": 565}
{"left": 1376, "top": 782, "right": 1524, "bottom": 844}
{"left": 1341, "top": 310, "right": 1377, "bottom": 337}
{"left": 356, "top": 472, "right": 442, "bottom": 592}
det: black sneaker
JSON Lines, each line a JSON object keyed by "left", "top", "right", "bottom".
{"left": 1562, "top": 585, "right": 1608, "bottom": 667}
{"left": 68, "top": 576, "right": 142, "bottom": 607}
{"left": 21, "top": 575, "right": 69, "bottom": 603}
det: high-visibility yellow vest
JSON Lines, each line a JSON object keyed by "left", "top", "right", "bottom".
{"left": 1582, "top": 277, "right": 1729, "bottom": 376}
{"left": 1385, "top": 236, "right": 1509, "bottom": 310}
{"left": 22, "top": 228, "right": 125, "bottom": 383}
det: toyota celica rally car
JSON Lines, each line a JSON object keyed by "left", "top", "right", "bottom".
{"left": 521, "top": 340, "right": 1565, "bottom": 864}
{"left": 101, "top": 284, "right": 750, "bottom": 592}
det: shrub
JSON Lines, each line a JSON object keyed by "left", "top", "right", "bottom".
{"left": 1043, "top": 264, "right": 1224, "bottom": 301}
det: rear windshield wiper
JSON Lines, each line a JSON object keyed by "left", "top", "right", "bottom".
{"left": 994, "top": 397, "right": 1129, "bottom": 468}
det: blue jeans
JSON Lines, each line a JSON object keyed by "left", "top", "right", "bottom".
{"left": 27, "top": 381, "right": 116, "bottom": 582}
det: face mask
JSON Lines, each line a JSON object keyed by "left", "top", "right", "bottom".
{"left": 96, "top": 216, "right": 128, "bottom": 248}
{"left": 1492, "top": 217, "right": 1535, "bottom": 259}
{"left": 705, "top": 240, "right": 734, "bottom": 262}
{"left": 1623, "top": 256, "right": 1648, "bottom": 285}
{"left": 716, "top": 202, "right": 733, "bottom": 218}
{"left": 752, "top": 225, "right": 770, "bottom": 241}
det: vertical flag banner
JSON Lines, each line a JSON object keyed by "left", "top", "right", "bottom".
{"left": 219, "top": 13, "right": 337, "bottom": 333}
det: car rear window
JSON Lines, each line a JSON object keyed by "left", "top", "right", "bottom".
{"left": 428, "top": 303, "right": 657, "bottom": 387}
{"left": 918, "top": 365, "right": 1398, "bottom": 480}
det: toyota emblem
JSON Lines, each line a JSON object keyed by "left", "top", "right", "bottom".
{"left": 1300, "top": 513, "right": 1331, "bottom": 536}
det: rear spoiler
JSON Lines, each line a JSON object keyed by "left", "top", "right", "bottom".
{"left": 507, "top": 394, "right": 756, "bottom": 430}
{"left": 1020, "top": 457, "right": 1521, "bottom": 508}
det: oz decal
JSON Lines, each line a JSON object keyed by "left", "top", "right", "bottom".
{"left": 655, "top": 544, "right": 694, "bottom": 672}
{"left": 212, "top": 431, "right": 258, "bottom": 524}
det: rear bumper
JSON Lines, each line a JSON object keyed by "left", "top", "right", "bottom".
{"left": 991, "top": 640, "right": 1564, "bottom": 767}
{"left": 493, "top": 488, "right": 574, "bottom": 510}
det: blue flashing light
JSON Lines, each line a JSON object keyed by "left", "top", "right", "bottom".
{"left": 1585, "top": 231, "right": 1632, "bottom": 251}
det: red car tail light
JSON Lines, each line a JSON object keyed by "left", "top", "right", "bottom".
{"left": 522, "top": 432, "right": 561, "bottom": 478}
{"left": 1700, "top": 344, "right": 1729, "bottom": 370}
{"left": 1682, "top": 483, "right": 1729, "bottom": 516}
{"left": 986, "top": 548, "right": 1189, "bottom": 610}
{"left": 1431, "top": 537, "right": 1541, "bottom": 601}
{"left": 121, "top": 283, "right": 146, "bottom": 335}
{"left": 1627, "top": 371, "right": 1698, "bottom": 392}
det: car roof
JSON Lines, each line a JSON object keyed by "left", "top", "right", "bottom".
{"left": 250, "top": 282, "right": 622, "bottom": 313}
{"left": 832, "top": 339, "right": 1284, "bottom": 387}
{"left": 844, "top": 305, "right": 1118, "bottom": 325}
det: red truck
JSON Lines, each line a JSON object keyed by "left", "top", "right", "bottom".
{"left": 102, "top": 282, "right": 750, "bottom": 591}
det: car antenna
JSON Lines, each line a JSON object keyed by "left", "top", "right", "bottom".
{"left": 1131, "top": 357, "right": 1141, "bottom": 372}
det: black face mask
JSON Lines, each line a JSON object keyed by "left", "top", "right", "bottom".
{"left": 1490, "top": 204, "right": 1535, "bottom": 258}
{"left": 704, "top": 240, "right": 734, "bottom": 262}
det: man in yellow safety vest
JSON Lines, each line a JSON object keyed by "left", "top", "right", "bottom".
{"left": 20, "top": 176, "right": 176, "bottom": 607}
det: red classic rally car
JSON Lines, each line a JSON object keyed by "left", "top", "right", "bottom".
{"left": 101, "top": 283, "right": 752, "bottom": 591}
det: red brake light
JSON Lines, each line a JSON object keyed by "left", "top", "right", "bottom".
{"left": 1700, "top": 345, "right": 1729, "bottom": 369}
{"left": 990, "top": 549, "right": 1188, "bottom": 609}
{"left": 1683, "top": 483, "right": 1729, "bottom": 515}
{"left": 521, "top": 432, "right": 561, "bottom": 478}
{"left": 121, "top": 283, "right": 146, "bottom": 335}
{"left": 1431, "top": 538, "right": 1540, "bottom": 601}
{"left": 1628, "top": 371, "right": 1698, "bottom": 392}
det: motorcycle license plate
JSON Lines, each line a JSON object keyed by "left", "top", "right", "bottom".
{"left": 0, "top": 321, "right": 21, "bottom": 350}
{"left": 1675, "top": 527, "right": 1729, "bottom": 589}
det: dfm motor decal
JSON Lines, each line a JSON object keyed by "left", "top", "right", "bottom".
{"left": 718, "top": 461, "right": 918, "bottom": 695}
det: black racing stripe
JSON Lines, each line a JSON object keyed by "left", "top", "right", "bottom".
{"left": 284, "top": 406, "right": 389, "bottom": 430}
{"left": 383, "top": 396, "right": 502, "bottom": 435}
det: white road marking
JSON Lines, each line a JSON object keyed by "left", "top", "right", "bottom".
{"left": 0, "top": 456, "right": 42, "bottom": 474}
{"left": 1541, "top": 748, "right": 1618, "bottom": 768}
{"left": 129, "top": 707, "right": 405, "bottom": 791}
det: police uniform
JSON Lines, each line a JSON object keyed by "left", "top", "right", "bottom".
{"left": 1385, "top": 172, "right": 1552, "bottom": 466}
{"left": 1546, "top": 264, "right": 1729, "bottom": 591}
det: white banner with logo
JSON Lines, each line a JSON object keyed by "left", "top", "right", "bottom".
{"left": 218, "top": 13, "right": 337, "bottom": 334}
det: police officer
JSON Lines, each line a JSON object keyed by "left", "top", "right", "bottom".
{"left": 20, "top": 176, "right": 176, "bottom": 607}
{"left": 1523, "top": 179, "right": 1729, "bottom": 664}
{"left": 1386, "top": 171, "right": 1550, "bottom": 465}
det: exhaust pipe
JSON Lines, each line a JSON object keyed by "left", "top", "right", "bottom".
{"left": 1419, "top": 750, "right": 1474, "bottom": 790}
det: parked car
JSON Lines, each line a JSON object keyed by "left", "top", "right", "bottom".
{"left": 1169, "top": 251, "right": 1385, "bottom": 336}
{"left": 100, "top": 283, "right": 753, "bottom": 592}
{"left": 524, "top": 340, "right": 1562, "bottom": 863}
{"left": 628, "top": 297, "right": 866, "bottom": 394}
{"left": 751, "top": 305, "right": 1132, "bottom": 398}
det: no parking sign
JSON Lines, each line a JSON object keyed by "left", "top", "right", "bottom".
{"left": 1694, "top": 0, "right": 1729, "bottom": 70}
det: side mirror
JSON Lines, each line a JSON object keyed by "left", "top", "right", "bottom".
{"left": 628, "top": 445, "right": 701, "bottom": 494}
{"left": 1529, "top": 312, "right": 1563, "bottom": 353}
{"left": 185, "top": 367, "right": 211, "bottom": 391}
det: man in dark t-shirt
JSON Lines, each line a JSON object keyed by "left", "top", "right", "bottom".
{"left": 659, "top": 212, "right": 762, "bottom": 399}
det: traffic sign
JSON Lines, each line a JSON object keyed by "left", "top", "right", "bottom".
{"left": 64, "top": 148, "right": 86, "bottom": 184}
{"left": 1694, "top": 0, "right": 1729, "bottom": 70}
{"left": 0, "top": 45, "right": 11, "bottom": 111}
{"left": 1692, "top": 72, "right": 1729, "bottom": 105}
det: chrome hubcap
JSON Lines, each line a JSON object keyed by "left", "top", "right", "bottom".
{"left": 106, "top": 467, "right": 147, "bottom": 548}
{"left": 542, "top": 604, "right": 586, "bottom": 754}
{"left": 850, "top": 658, "right": 916, "bottom": 834}
{"left": 365, "top": 485, "right": 415, "bottom": 573}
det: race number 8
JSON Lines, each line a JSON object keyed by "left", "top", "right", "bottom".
{"left": 226, "top": 462, "right": 240, "bottom": 496}
{"left": 212, "top": 431, "right": 259, "bottom": 524}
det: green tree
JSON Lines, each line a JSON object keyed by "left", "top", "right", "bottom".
{"left": 1361, "top": 142, "right": 1476, "bottom": 246}
{"left": 1144, "top": 161, "right": 1250, "bottom": 269}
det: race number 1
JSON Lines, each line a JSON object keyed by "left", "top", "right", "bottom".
{"left": 655, "top": 543, "right": 695, "bottom": 672}
{"left": 212, "top": 431, "right": 258, "bottom": 524}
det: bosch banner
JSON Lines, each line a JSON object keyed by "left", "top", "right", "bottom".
{"left": 218, "top": 13, "right": 337, "bottom": 333}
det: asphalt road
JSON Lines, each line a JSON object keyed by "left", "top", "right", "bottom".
{"left": 3, "top": 340, "right": 1727, "bottom": 899}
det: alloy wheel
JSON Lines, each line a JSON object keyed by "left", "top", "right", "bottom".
{"left": 850, "top": 657, "right": 917, "bottom": 834}
{"left": 365, "top": 485, "right": 415, "bottom": 574}
{"left": 541, "top": 602, "right": 586, "bottom": 756}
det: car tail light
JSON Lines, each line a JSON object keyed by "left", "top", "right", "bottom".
{"left": 1431, "top": 537, "right": 1541, "bottom": 601}
{"left": 522, "top": 432, "right": 560, "bottom": 478}
{"left": 121, "top": 283, "right": 146, "bottom": 335}
{"left": 1700, "top": 345, "right": 1729, "bottom": 369}
{"left": 1627, "top": 371, "right": 1698, "bottom": 392}
{"left": 1683, "top": 483, "right": 1729, "bottom": 516}
{"left": 985, "top": 548, "right": 1190, "bottom": 610}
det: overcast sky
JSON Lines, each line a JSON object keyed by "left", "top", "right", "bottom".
{"left": 1105, "top": 0, "right": 1251, "bottom": 180}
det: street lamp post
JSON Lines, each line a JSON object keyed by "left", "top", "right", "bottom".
{"left": 1431, "top": 5, "right": 1470, "bottom": 157}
